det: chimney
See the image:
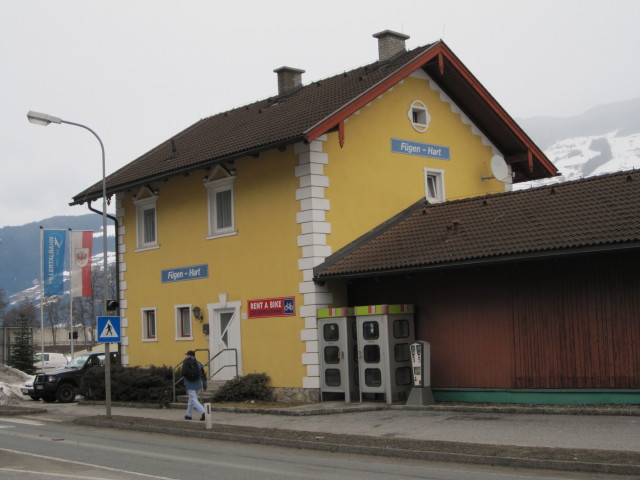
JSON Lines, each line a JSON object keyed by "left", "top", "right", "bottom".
{"left": 274, "top": 66, "right": 305, "bottom": 96}
{"left": 372, "top": 30, "right": 410, "bottom": 61}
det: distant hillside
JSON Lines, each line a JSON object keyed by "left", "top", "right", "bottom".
{"left": 519, "top": 97, "right": 640, "bottom": 150}
{"left": 517, "top": 97, "right": 640, "bottom": 187}
{"left": 0, "top": 214, "right": 116, "bottom": 297}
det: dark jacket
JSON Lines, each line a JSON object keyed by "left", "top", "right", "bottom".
{"left": 183, "top": 357, "right": 207, "bottom": 391}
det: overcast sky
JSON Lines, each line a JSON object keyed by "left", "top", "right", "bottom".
{"left": 2, "top": 0, "right": 639, "bottom": 228}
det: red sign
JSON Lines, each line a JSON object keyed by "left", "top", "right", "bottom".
{"left": 248, "top": 297, "right": 295, "bottom": 318}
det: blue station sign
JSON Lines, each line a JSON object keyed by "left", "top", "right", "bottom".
{"left": 161, "top": 264, "right": 209, "bottom": 283}
{"left": 391, "top": 138, "right": 450, "bottom": 160}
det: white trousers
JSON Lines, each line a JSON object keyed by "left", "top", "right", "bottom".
{"left": 186, "top": 389, "right": 205, "bottom": 417}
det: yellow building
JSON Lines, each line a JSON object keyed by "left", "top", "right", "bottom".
{"left": 73, "top": 31, "right": 556, "bottom": 401}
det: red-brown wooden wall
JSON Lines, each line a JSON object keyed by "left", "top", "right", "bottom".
{"left": 346, "top": 250, "right": 640, "bottom": 389}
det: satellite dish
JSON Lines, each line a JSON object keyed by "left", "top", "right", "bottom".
{"left": 490, "top": 155, "right": 512, "bottom": 183}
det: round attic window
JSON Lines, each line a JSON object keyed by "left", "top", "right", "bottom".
{"left": 408, "top": 100, "right": 431, "bottom": 133}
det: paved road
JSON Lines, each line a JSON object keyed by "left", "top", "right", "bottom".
{"left": 0, "top": 415, "right": 631, "bottom": 480}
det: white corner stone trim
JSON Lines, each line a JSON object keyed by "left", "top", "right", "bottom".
{"left": 115, "top": 193, "right": 129, "bottom": 366}
{"left": 295, "top": 136, "right": 332, "bottom": 390}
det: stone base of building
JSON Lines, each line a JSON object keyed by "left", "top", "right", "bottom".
{"left": 273, "top": 387, "right": 320, "bottom": 403}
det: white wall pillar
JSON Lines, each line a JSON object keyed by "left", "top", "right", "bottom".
{"left": 295, "top": 135, "right": 332, "bottom": 390}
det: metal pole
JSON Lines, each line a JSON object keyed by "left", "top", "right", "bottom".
{"left": 69, "top": 229, "right": 74, "bottom": 359}
{"left": 59, "top": 120, "right": 111, "bottom": 418}
{"left": 27, "top": 112, "right": 112, "bottom": 417}
{"left": 39, "top": 227, "right": 45, "bottom": 372}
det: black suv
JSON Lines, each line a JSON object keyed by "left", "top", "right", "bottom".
{"left": 27, "top": 352, "right": 118, "bottom": 403}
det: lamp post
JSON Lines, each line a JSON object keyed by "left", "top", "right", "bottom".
{"left": 27, "top": 111, "right": 113, "bottom": 417}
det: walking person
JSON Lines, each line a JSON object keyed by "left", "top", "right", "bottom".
{"left": 181, "top": 350, "right": 207, "bottom": 421}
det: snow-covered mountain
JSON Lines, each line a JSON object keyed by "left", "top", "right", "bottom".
{"left": 7, "top": 249, "right": 116, "bottom": 307}
{"left": 516, "top": 98, "right": 640, "bottom": 188}
{"left": 0, "top": 214, "right": 116, "bottom": 299}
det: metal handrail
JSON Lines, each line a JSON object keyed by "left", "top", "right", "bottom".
{"left": 207, "top": 348, "right": 238, "bottom": 379}
{"left": 171, "top": 348, "right": 238, "bottom": 402}
{"left": 171, "top": 348, "right": 209, "bottom": 403}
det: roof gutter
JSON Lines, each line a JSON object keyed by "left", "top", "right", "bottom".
{"left": 86, "top": 200, "right": 121, "bottom": 358}
{"left": 71, "top": 135, "right": 306, "bottom": 206}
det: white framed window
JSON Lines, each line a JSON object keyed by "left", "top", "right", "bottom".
{"left": 142, "top": 308, "right": 157, "bottom": 342}
{"left": 424, "top": 168, "right": 445, "bottom": 203}
{"left": 133, "top": 187, "right": 159, "bottom": 250}
{"left": 175, "top": 305, "right": 193, "bottom": 340}
{"left": 408, "top": 100, "right": 431, "bottom": 133}
{"left": 205, "top": 168, "right": 236, "bottom": 238}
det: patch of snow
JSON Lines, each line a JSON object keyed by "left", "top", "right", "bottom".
{"left": 516, "top": 131, "right": 640, "bottom": 190}
{"left": 596, "top": 132, "right": 640, "bottom": 174}
{"left": 0, "top": 364, "right": 34, "bottom": 405}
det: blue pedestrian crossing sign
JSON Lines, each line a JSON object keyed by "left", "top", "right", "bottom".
{"left": 97, "top": 316, "right": 121, "bottom": 343}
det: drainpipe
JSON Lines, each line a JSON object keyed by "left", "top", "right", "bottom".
{"left": 87, "top": 200, "right": 121, "bottom": 359}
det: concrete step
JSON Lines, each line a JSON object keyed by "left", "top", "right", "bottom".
{"left": 176, "top": 380, "right": 226, "bottom": 404}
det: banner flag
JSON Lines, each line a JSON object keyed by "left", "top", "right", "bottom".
{"left": 70, "top": 230, "right": 93, "bottom": 297}
{"left": 42, "top": 229, "right": 67, "bottom": 297}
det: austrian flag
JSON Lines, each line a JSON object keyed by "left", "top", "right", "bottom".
{"left": 70, "top": 230, "right": 93, "bottom": 297}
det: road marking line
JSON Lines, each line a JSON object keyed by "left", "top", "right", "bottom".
{"left": 0, "top": 467, "right": 114, "bottom": 479}
{"left": 0, "top": 418, "right": 45, "bottom": 426}
{"left": 0, "top": 448, "right": 180, "bottom": 480}
{"left": 22, "top": 415, "right": 66, "bottom": 423}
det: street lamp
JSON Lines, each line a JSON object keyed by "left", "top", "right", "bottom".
{"left": 27, "top": 110, "right": 113, "bottom": 417}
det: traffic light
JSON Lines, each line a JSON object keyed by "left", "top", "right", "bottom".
{"left": 105, "top": 299, "right": 119, "bottom": 312}
{"left": 68, "top": 331, "right": 78, "bottom": 340}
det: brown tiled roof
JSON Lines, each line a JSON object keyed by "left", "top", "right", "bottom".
{"left": 72, "top": 45, "right": 433, "bottom": 204}
{"left": 72, "top": 41, "right": 557, "bottom": 205}
{"left": 314, "top": 170, "right": 640, "bottom": 279}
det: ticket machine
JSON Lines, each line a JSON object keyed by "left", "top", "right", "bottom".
{"left": 317, "top": 307, "right": 359, "bottom": 402}
{"left": 406, "top": 340, "right": 434, "bottom": 405}
{"left": 354, "top": 304, "right": 415, "bottom": 404}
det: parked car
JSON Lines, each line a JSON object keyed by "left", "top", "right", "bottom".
{"left": 24, "top": 352, "right": 118, "bottom": 403}
{"left": 33, "top": 352, "right": 69, "bottom": 372}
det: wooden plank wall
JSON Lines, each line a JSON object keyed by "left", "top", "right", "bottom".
{"left": 511, "top": 252, "right": 640, "bottom": 388}
{"left": 347, "top": 250, "right": 640, "bottom": 389}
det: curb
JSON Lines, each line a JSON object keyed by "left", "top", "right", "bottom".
{"left": 76, "top": 400, "right": 640, "bottom": 417}
{"left": 0, "top": 405, "right": 48, "bottom": 416}
{"left": 78, "top": 400, "right": 389, "bottom": 416}
{"left": 72, "top": 415, "right": 640, "bottom": 476}
{"left": 393, "top": 404, "right": 640, "bottom": 417}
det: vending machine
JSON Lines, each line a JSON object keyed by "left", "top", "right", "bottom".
{"left": 317, "top": 307, "right": 359, "bottom": 402}
{"left": 406, "top": 340, "right": 434, "bottom": 405}
{"left": 354, "top": 304, "right": 415, "bottom": 404}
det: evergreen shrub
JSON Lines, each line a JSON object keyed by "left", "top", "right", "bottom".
{"left": 8, "top": 315, "right": 35, "bottom": 374}
{"left": 80, "top": 365, "right": 185, "bottom": 403}
{"left": 211, "top": 373, "right": 273, "bottom": 402}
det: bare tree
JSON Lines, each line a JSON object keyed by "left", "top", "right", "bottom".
{"left": 42, "top": 295, "right": 64, "bottom": 345}
{"left": 72, "top": 296, "right": 95, "bottom": 346}
{"left": 4, "top": 297, "right": 37, "bottom": 327}
{"left": 0, "top": 289, "right": 7, "bottom": 322}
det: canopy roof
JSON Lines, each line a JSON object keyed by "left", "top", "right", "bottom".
{"left": 314, "top": 170, "right": 640, "bottom": 279}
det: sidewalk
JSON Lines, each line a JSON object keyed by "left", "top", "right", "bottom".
{"left": 5, "top": 401, "right": 640, "bottom": 476}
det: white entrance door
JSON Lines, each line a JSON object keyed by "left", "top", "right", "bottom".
{"left": 209, "top": 303, "right": 242, "bottom": 381}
